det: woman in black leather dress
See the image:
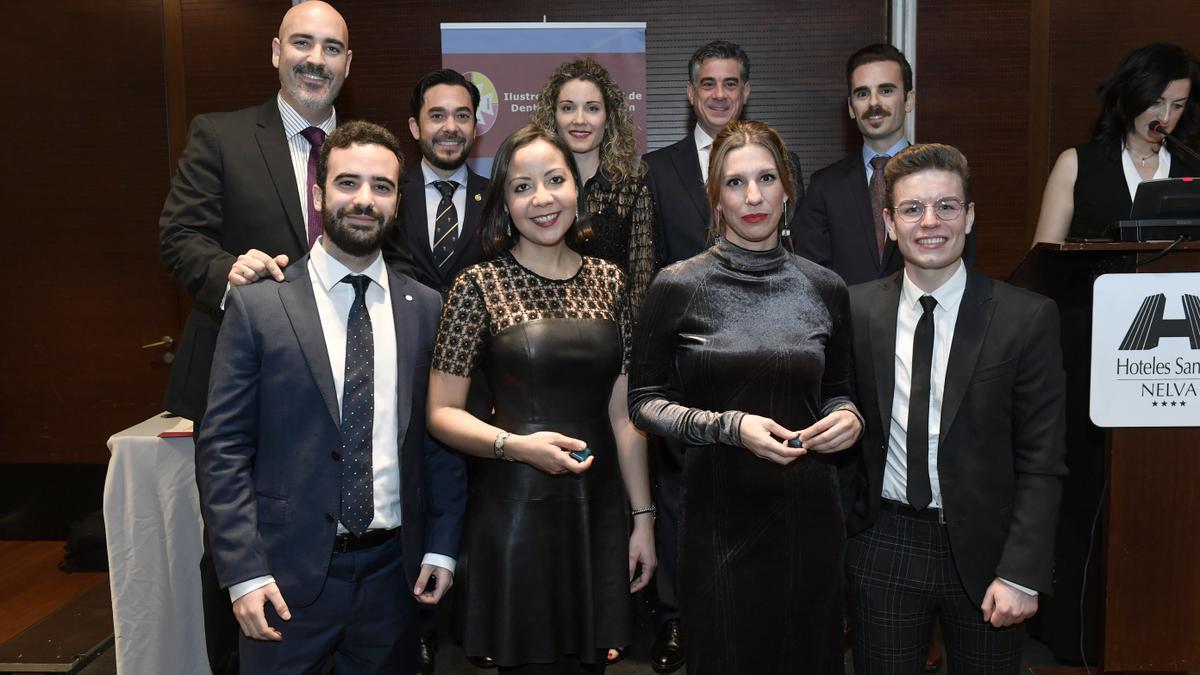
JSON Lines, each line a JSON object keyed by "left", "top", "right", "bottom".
{"left": 1034, "top": 42, "right": 1200, "bottom": 243}
{"left": 531, "top": 59, "right": 657, "bottom": 316}
{"left": 427, "top": 124, "right": 655, "bottom": 674}
{"left": 628, "top": 120, "right": 863, "bottom": 674}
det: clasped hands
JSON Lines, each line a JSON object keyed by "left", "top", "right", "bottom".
{"left": 739, "top": 409, "right": 861, "bottom": 465}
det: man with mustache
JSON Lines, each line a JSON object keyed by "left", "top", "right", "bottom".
{"left": 198, "top": 120, "right": 466, "bottom": 674}
{"left": 797, "top": 44, "right": 973, "bottom": 286}
{"left": 384, "top": 69, "right": 487, "bottom": 298}
{"left": 158, "top": 3, "right": 412, "bottom": 671}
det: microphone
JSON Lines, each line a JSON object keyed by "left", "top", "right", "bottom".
{"left": 1149, "top": 120, "right": 1200, "bottom": 165}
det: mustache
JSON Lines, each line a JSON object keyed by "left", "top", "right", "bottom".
{"left": 433, "top": 131, "right": 467, "bottom": 144}
{"left": 293, "top": 63, "right": 331, "bottom": 81}
{"left": 337, "top": 203, "right": 384, "bottom": 222}
{"left": 865, "top": 104, "right": 890, "bottom": 118}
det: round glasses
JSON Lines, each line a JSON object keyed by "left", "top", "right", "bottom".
{"left": 890, "top": 198, "right": 969, "bottom": 224}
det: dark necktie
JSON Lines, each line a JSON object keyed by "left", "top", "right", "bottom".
{"left": 301, "top": 126, "right": 327, "bottom": 248}
{"left": 340, "top": 274, "right": 374, "bottom": 536}
{"left": 868, "top": 155, "right": 891, "bottom": 262}
{"left": 432, "top": 180, "right": 459, "bottom": 269}
{"left": 907, "top": 294, "right": 937, "bottom": 511}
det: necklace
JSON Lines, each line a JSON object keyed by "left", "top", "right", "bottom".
{"left": 1131, "top": 145, "right": 1161, "bottom": 167}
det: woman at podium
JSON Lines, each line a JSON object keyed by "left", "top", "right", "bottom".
{"left": 1033, "top": 42, "right": 1200, "bottom": 244}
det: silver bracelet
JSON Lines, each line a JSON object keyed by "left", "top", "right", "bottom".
{"left": 631, "top": 504, "right": 657, "bottom": 518}
{"left": 493, "top": 431, "right": 514, "bottom": 462}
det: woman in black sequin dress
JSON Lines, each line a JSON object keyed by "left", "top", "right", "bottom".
{"left": 427, "top": 124, "right": 655, "bottom": 674}
{"left": 531, "top": 59, "right": 657, "bottom": 317}
{"left": 629, "top": 120, "right": 863, "bottom": 674}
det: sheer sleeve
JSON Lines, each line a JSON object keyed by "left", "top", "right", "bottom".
{"left": 627, "top": 268, "right": 744, "bottom": 447}
{"left": 431, "top": 270, "right": 488, "bottom": 377}
{"left": 624, "top": 177, "right": 658, "bottom": 318}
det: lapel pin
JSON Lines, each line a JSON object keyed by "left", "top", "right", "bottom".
{"left": 404, "top": 294, "right": 413, "bottom": 302}
{"left": 474, "top": 193, "right": 482, "bottom": 202}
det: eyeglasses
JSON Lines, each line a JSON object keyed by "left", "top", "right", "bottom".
{"left": 890, "top": 198, "right": 969, "bottom": 224}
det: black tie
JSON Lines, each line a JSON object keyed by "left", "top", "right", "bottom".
{"left": 907, "top": 295, "right": 937, "bottom": 511}
{"left": 340, "top": 274, "right": 374, "bottom": 536}
{"left": 432, "top": 180, "right": 459, "bottom": 269}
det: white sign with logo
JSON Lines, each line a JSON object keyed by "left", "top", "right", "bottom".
{"left": 1091, "top": 273, "right": 1200, "bottom": 427}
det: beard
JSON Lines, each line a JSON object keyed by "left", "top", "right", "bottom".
{"left": 322, "top": 203, "right": 396, "bottom": 258}
{"left": 283, "top": 62, "right": 340, "bottom": 110}
{"left": 420, "top": 130, "right": 473, "bottom": 171}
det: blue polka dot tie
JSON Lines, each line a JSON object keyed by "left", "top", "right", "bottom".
{"left": 340, "top": 274, "right": 374, "bottom": 536}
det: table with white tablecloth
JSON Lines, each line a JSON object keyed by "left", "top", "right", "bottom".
{"left": 103, "top": 412, "right": 210, "bottom": 675}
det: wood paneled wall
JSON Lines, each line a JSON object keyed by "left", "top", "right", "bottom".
{"left": 175, "top": 0, "right": 885, "bottom": 185}
{"left": 918, "top": 0, "right": 1200, "bottom": 278}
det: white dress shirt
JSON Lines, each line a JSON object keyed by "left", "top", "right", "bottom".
{"left": 1120, "top": 143, "right": 1171, "bottom": 202}
{"left": 694, "top": 124, "right": 715, "bottom": 183}
{"left": 882, "top": 262, "right": 966, "bottom": 509}
{"left": 276, "top": 93, "right": 337, "bottom": 227}
{"left": 420, "top": 160, "right": 469, "bottom": 250}
{"left": 229, "top": 241, "right": 454, "bottom": 602}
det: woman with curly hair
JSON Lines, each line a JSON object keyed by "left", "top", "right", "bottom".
{"left": 532, "top": 59, "right": 658, "bottom": 316}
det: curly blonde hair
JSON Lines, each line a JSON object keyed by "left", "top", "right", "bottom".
{"left": 531, "top": 59, "right": 641, "bottom": 184}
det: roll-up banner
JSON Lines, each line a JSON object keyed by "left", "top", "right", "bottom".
{"left": 441, "top": 22, "right": 648, "bottom": 175}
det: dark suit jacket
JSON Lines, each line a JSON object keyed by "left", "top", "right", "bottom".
{"left": 844, "top": 269, "right": 1067, "bottom": 606}
{"left": 796, "top": 152, "right": 975, "bottom": 286}
{"left": 159, "top": 97, "right": 415, "bottom": 420}
{"left": 383, "top": 163, "right": 488, "bottom": 297}
{"left": 197, "top": 257, "right": 466, "bottom": 607}
{"left": 644, "top": 132, "right": 804, "bottom": 266}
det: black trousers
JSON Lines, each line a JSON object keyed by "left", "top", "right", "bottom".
{"left": 649, "top": 435, "right": 683, "bottom": 623}
{"left": 239, "top": 533, "right": 418, "bottom": 674}
{"left": 845, "top": 507, "right": 1024, "bottom": 674}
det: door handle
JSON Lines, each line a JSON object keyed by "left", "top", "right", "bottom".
{"left": 141, "top": 336, "right": 176, "bottom": 364}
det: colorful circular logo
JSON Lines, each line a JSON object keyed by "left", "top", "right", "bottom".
{"left": 465, "top": 71, "right": 498, "bottom": 136}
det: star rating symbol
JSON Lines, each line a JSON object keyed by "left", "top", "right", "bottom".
{"left": 1152, "top": 401, "right": 1159, "bottom": 407}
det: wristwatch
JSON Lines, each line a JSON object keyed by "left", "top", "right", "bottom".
{"left": 493, "top": 431, "right": 514, "bottom": 462}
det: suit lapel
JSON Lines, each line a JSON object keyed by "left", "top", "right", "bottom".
{"left": 388, "top": 270, "right": 416, "bottom": 440}
{"left": 255, "top": 100, "right": 307, "bottom": 251}
{"left": 868, "top": 273, "right": 902, "bottom": 452}
{"left": 403, "top": 167, "right": 435, "bottom": 279}
{"left": 449, "top": 170, "right": 486, "bottom": 276}
{"left": 671, "top": 135, "right": 709, "bottom": 224}
{"left": 939, "top": 271, "right": 995, "bottom": 444}
{"left": 279, "top": 259, "right": 340, "bottom": 427}
{"left": 843, "top": 154, "right": 883, "bottom": 274}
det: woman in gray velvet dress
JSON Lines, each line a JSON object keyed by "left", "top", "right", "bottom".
{"left": 629, "top": 120, "right": 863, "bottom": 674}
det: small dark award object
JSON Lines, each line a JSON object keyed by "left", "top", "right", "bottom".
{"left": 787, "top": 436, "right": 804, "bottom": 449}
{"left": 570, "top": 447, "right": 592, "bottom": 462}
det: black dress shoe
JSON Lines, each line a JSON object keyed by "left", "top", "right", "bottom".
{"left": 650, "top": 618, "right": 684, "bottom": 673}
{"left": 417, "top": 634, "right": 437, "bottom": 675}
{"left": 467, "top": 654, "right": 498, "bottom": 669}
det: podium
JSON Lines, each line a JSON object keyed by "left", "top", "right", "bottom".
{"left": 1010, "top": 242, "right": 1200, "bottom": 672}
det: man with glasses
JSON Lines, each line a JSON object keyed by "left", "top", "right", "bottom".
{"left": 841, "top": 143, "right": 1067, "bottom": 673}
{"left": 796, "top": 43, "right": 973, "bottom": 285}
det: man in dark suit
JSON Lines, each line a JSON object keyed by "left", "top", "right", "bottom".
{"left": 644, "top": 40, "right": 804, "bottom": 267}
{"left": 639, "top": 39, "right": 802, "bottom": 673}
{"left": 198, "top": 121, "right": 466, "bottom": 674}
{"left": 843, "top": 143, "right": 1067, "bottom": 673}
{"left": 797, "top": 44, "right": 973, "bottom": 286}
{"left": 160, "top": 1, "right": 414, "bottom": 424}
{"left": 380, "top": 66, "right": 489, "bottom": 675}
{"left": 383, "top": 69, "right": 487, "bottom": 298}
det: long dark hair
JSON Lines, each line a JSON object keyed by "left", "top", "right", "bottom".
{"left": 479, "top": 124, "right": 591, "bottom": 258}
{"left": 1091, "top": 42, "right": 1200, "bottom": 155}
